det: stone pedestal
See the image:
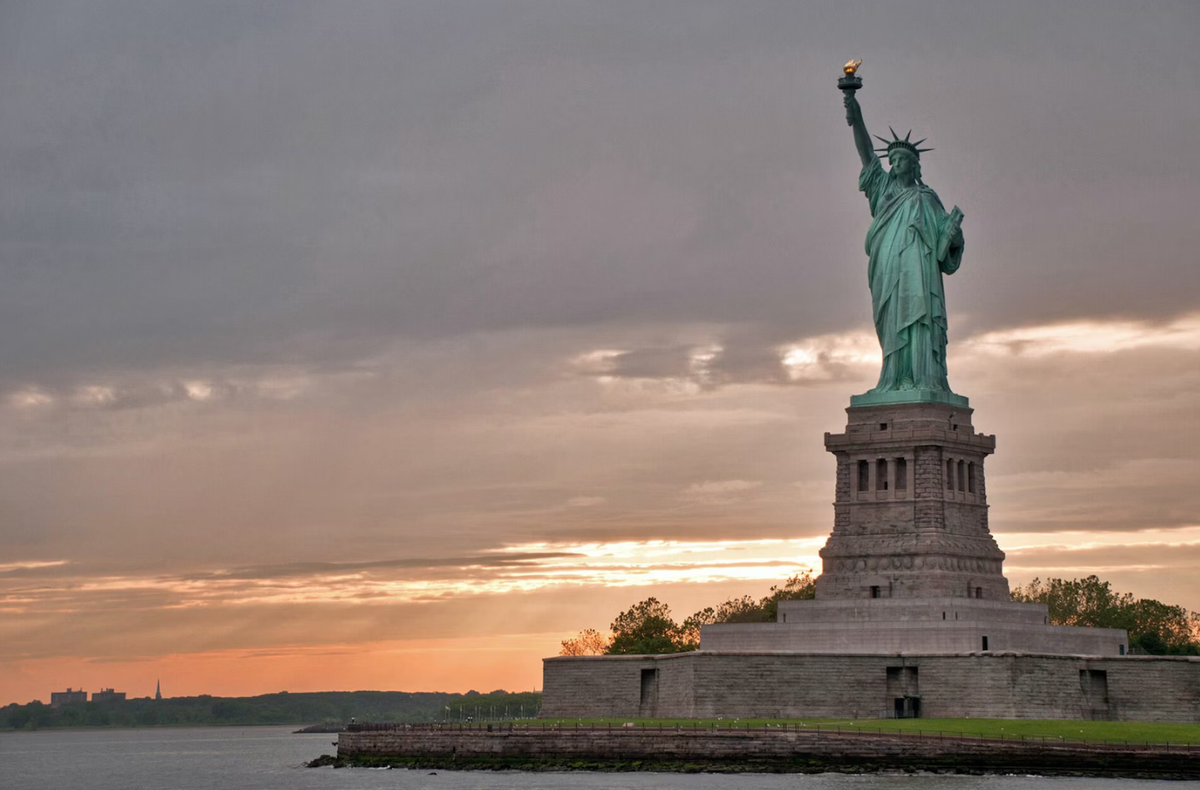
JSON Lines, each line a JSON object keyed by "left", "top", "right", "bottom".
{"left": 698, "top": 396, "right": 1128, "bottom": 658}
{"left": 815, "top": 401, "right": 1009, "bottom": 601}
{"left": 545, "top": 395, "right": 1143, "bottom": 723}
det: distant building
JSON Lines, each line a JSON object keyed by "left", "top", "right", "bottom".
{"left": 92, "top": 688, "right": 126, "bottom": 703}
{"left": 49, "top": 688, "right": 87, "bottom": 708}
{"left": 155, "top": 679, "right": 162, "bottom": 700}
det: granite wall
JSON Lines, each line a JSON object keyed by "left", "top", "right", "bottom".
{"left": 541, "top": 652, "right": 1200, "bottom": 723}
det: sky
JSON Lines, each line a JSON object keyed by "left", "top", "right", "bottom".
{"left": 2, "top": 0, "right": 1200, "bottom": 706}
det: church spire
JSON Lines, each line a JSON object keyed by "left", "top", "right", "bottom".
{"left": 155, "top": 679, "right": 162, "bottom": 700}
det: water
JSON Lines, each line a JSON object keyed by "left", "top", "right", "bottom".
{"left": 0, "top": 726, "right": 1190, "bottom": 790}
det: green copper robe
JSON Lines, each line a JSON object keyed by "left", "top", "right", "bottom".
{"left": 859, "top": 156, "right": 963, "bottom": 394}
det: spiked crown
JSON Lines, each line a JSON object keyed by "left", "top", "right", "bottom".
{"left": 874, "top": 127, "right": 933, "bottom": 159}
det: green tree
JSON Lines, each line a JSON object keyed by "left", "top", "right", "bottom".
{"left": 1011, "top": 575, "right": 1200, "bottom": 655}
{"left": 700, "top": 571, "right": 818, "bottom": 626}
{"left": 559, "top": 628, "right": 611, "bottom": 656}
{"left": 677, "top": 608, "right": 716, "bottom": 651}
{"left": 82, "top": 703, "right": 111, "bottom": 727}
{"left": 760, "top": 571, "right": 817, "bottom": 622}
{"left": 596, "top": 572, "right": 820, "bottom": 654}
{"left": 607, "top": 597, "right": 686, "bottom": 655}
{"left": 27, "top": 701, "right": 55, "bottom": 729}
{"left": 1126, "top": 598, "right": 1200, "bottom": 655}
{"left": 712, "top": 595, "right": 763, "bottom": 623}
{"left": 7, "top": 705, "right": 31, "bottom": 730}
{"left": 1010, "top": 575, "right": 1129, "bottom": 628}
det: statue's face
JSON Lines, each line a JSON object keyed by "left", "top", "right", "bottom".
{"left": 889, "top": 150, "right": 916, "bottom": 179}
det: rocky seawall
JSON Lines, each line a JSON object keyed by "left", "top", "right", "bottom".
{"left": 326, "top": 725, "right": 1200, "bottom": 779}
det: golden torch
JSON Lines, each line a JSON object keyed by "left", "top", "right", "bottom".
{"left": 837, "top": 59, "right": 863, "bottom": 94}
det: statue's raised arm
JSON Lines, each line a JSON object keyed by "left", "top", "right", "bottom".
{"left": 844, "top": 93, "right": 874, "bottom": 168}
{"left": 839, "top": 60, "right": 874, "bottom": 167}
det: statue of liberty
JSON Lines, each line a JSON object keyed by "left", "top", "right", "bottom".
{"left": 841, "top": 64, "right": 966, "bottom": 406}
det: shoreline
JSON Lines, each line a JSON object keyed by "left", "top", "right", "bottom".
{"left": 331, "top": 726, "right": 1200, "bottom": 780}
{"left": 310, "top": 752, "right": 1200, "bottom": 780}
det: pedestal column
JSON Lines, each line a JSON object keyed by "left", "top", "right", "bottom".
{"left": 815, "top": 401, "right": 1008, "bottom": 600}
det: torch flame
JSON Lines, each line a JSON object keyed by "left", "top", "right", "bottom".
{"left": 844, "top": 59, "right": 862, "bottom": 75}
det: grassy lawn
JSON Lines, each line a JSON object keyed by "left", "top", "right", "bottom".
{"left": 528, "top": 717, "right": 1200, "bottom": 745}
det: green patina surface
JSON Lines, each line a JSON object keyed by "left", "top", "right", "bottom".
{"left": 841, "top": 66, "right": 967, "bottom": 405}
{"left": 849, "top": 389, "right": 969, "bottom": 408}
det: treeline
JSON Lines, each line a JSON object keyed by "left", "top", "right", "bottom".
{"left": 1, "top": 689, "right": 542, "bottom": 730}
{"left": 564, "top": 573, "right": 1200, "bottom": 657}
{"left": 1012, "top": 575, "right": 1200, "bottom": 655}
{"left": 561, "top": 572, "right": 816, "bottom": 655}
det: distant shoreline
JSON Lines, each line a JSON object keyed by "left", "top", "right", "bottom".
{"left": 0, "top": 722, "right": 315, "bottom": 733}
{"left": 0, "top": 689, "right": 539, "bottom": 731}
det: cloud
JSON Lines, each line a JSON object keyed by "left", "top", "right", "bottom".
{"left": 2, "top": 0, "right": 1200, "bottom": 703}
{"left": 683, "top": 479, "right": 763, "bottom": 497}
{"left": 178, "top": 552, "right": 584, "bottom": 582}
{"left": 2, "top": 315, "right": 1198, "bottom": 570}
{"left": 0, "top": 538, "right": 820, "bottom": 664}
{"left": 962, "top": 314, "right": 1200, "bottom": 359}
{"left": 1008, "top": 540, "right": 1200, "bottom": 575}
{"left": 4, "top": 1, "right": 1193, "bottom": 388}
{"left": 0, "top": 560, "right": 69, "bottom": 575}
{"left": 0, "top": 540, "right": 817, "bottom": 615}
